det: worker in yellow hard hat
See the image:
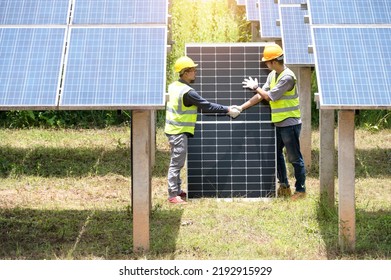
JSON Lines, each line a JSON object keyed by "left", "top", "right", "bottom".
{"left": 237, "top": 44, "right": 306, "bottom": 201}
{"left": 164, "top": 56, "right": 241, "bottom": 204}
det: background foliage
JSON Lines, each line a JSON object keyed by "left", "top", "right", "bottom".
{"left": 0, "top": 0, "right": 388, "bottom": 129}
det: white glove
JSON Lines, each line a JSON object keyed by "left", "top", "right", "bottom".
{"left": 227, "top": 106, "right": 241, "bottom": 119}
{"left": 230, "top": 105, "right": 243, "bottom": 112}
{"left": 242, "top": 76, "right": 259, "bottom": 90}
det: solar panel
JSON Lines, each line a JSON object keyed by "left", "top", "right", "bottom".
{"left": 279, "top": 5, "right": 314, "bottom": 66}
{"left": 279, "top": 0, "right": 305, "bottom": 4}
{"left": 60, "top": 27, "right": 166, "bottom": 109}
{"left": 0, "top": 0, "right": 70, "bottom": 25}
{"left": 186, "top": 44, "right": 276, "bottom": 199}
{"left": 245, "top": 0, "right": 259, "bottom": 21}
{"left": 312, "top": 27, "right": 391, "bottom": 109}
{"left": 72, "top": 0, "right": 168, "bottom": 24}
{"left": 259, "top": 0, "right": 281, "bottom": 39}
{"left": 308, "top": 0, "right": 391, "bottom": 24}
{"left": 0, "top": 28, "right": 66, "bottom": 109}
{"left": 236, "top": 0, "right": 246, "bottom": 5}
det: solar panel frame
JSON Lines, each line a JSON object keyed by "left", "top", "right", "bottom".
{"left": 72, "top": 0, "right": 168, "bottom": 24}
{"left": 60, "top": 26, "right": 167, "bottom": 110}
{"left": 0, "top": 27, "right": 67, "bottom": 110}
{"left": 185, "top": 43, "right": 277, "bottom": 199}
{"left": 312, "top": 26, "right": 391, "bottom": 109}
{"left": 279, "top": 4, "right": 314, "bottom": 66}
{"left": 259, "top": 0, "right": 281, "bottom": 39}
{"left": 0, "top": 0, "right": 71, "bottom": 25}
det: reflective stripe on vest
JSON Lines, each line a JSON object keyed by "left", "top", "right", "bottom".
{"left": 269, "top": 68, "right": 301, "bottom": 123}
{"left": 164, "top": 81, "right": 198, "bottom": 135}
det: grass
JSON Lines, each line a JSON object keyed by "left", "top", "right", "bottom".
{"left": 0, "top": 127, "right": 390, "bottom": 260}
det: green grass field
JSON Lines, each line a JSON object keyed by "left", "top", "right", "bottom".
{"left": 0, "top": 127, "right": 390, "bottom": 260}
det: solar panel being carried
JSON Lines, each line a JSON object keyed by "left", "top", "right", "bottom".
{"left": 0, "top": 28, "right": 66, "bottom": 109}
{"left": 312, "top": 27, "right": 391, "bottom": 109}
{"left": 279, "top": 4, "right": 314, "bottom": 66}
{"left": 186, "top": 43, "right": 276, "bottom": 199}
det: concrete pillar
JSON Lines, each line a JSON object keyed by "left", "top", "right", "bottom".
{"left": 131, "top": 110, "right": 152, "bottom": 252}
{"left": 298, "top": 67, "right": 312, "bottom": 169}
{"left": 338, "top": 110, "right": 356, "bottom": 251}
{"left": 320, "top": 109, "right": 335, "bottom": 205}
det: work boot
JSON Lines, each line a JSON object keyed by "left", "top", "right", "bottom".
{"left": 277, "top": 185, "right": 292, "bottom": 198}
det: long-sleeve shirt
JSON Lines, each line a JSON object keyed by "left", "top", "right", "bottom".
{"left": 180, "top": 79, "right": 229, "bottom": 113}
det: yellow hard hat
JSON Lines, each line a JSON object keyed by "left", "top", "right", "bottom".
{"left": 262, "top": 44, "right": 284, "bottom": 62}
{"left": 174, "top": 56, "right": 198, "bottom": 73}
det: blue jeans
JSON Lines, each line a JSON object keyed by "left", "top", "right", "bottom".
{"left": 276, "top": 124, "right": 306, "bottom": 193}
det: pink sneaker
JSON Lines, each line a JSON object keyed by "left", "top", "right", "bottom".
{"left": 178, "top": 191, "right": 187, "bottom": 200}
{"left": 168, "top": 196, "right": 187, "bottom": 204}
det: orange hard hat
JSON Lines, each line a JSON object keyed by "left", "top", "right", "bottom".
{"left": 262, "top": 44, "right": 284, "bottom": 62}
{"left": 174, "top": 56, "right": 198, "bottom": 73}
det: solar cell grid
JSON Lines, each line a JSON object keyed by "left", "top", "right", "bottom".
{"left": 313, "top": 27, "right": 391, "bottom": 108}
{"left": 245, "top": 0, "right": 259, "bottom": 21}
{"left": 72, "top": 0, "right": 168, "bottom": 24}
{"left": 0, "top": 0, "right": 70, "bottom": 25}
{"left": 0, "top": 28, "right": 65, "bottom": 108}
{"left": 186, "top": 44, "right": 276, "bottom": 199}
{"left": 279, "top": 5, "right": 314, "bottom": 66}
{"left": 61, "top": 27, "right": 166, "bottom": 108}
{"left": 308, "top": 0, "right": 391, "bottom": 24}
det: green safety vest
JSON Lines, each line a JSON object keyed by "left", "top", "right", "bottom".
{"left": 164, "top": 81, "right": 198, "bottom": 135}
{"left": 269, "top": 68, "right": 301, "bottom": 123}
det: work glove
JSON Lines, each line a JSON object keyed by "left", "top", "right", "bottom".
{"left": 227, "top": 106, "right": 241, "bottom": 119}
{"left": 242, "top": 76, "right": 259, "bottom": 90}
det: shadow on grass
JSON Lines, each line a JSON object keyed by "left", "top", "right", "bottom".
{"left": 0, "top": 146, "right": 171, "bottom": 179}
{"left": 316, "top": 198, "right": 391, "bottom": 259}
{"left": 308, "top": 148, "right": 391, "bottom": 178}
{"left": 0, "top": 206, "right": 183, "bottom": 260}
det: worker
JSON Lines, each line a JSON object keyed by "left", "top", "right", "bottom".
{"left": 238, "top": 44, "right": 306, "bottom": 200}
{"left": 164, "top": 56, "right": 241, "bottom": 204}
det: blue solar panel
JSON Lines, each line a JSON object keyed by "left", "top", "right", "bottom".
{"left": 312, "top": 27, "right": 391, "bottom": 108}
{"left": 308, "top": 0, "right": 391, "bottom": 24}
{"left": 0, "top": 28, "right": 65, "bottom": 108}
{"left": 245, "top": 0, "right": 259, "bottom": 21}
{"left": 72, "top": 0, "right": 168, "bottom": 24}
{"left": 279, "top": 5, "right": 314, "bottom": 66}
{"left": 259, "top": 0, "right": 281, "bottom": 38}
{"left": 279, "top": 0, "right": 305, "bottom": 4}
{"left": 61, "top": 27, "right": 166, "bottom": 108}
{"left": 0, "top": 0, "right": 70, "bottom": 25}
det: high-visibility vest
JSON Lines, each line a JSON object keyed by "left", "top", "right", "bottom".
{"left": 269, "top": 68, "right": 301, "bottom": 123}
{"left": 164, "top": 81, "right": 198, "bottom": 135}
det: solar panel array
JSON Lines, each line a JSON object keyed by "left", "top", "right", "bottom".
{"left": 186, "top": 44, "right": 276, "bottom": 199}
{"left": 0, "top": 0, "right": 168, "bottom": 110}
{"left": 308, "top": 0, "right": 391, "bottom": 109}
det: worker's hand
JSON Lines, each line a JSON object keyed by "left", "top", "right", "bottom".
{"left": 227, "top": 106, "right": 241, "bottom": 119}
{"left": 242, "top": 76, "right": 259, "bottom": 90}
{"left": 231, "top": 105, "right": 243, "bottom": 112}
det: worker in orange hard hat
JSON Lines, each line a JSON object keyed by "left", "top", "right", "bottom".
{"left": 237, "top": 44, "right": 306, "bottom": 201}
{"left": 164, "top": 56, "right": 241, "bottom": 204}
